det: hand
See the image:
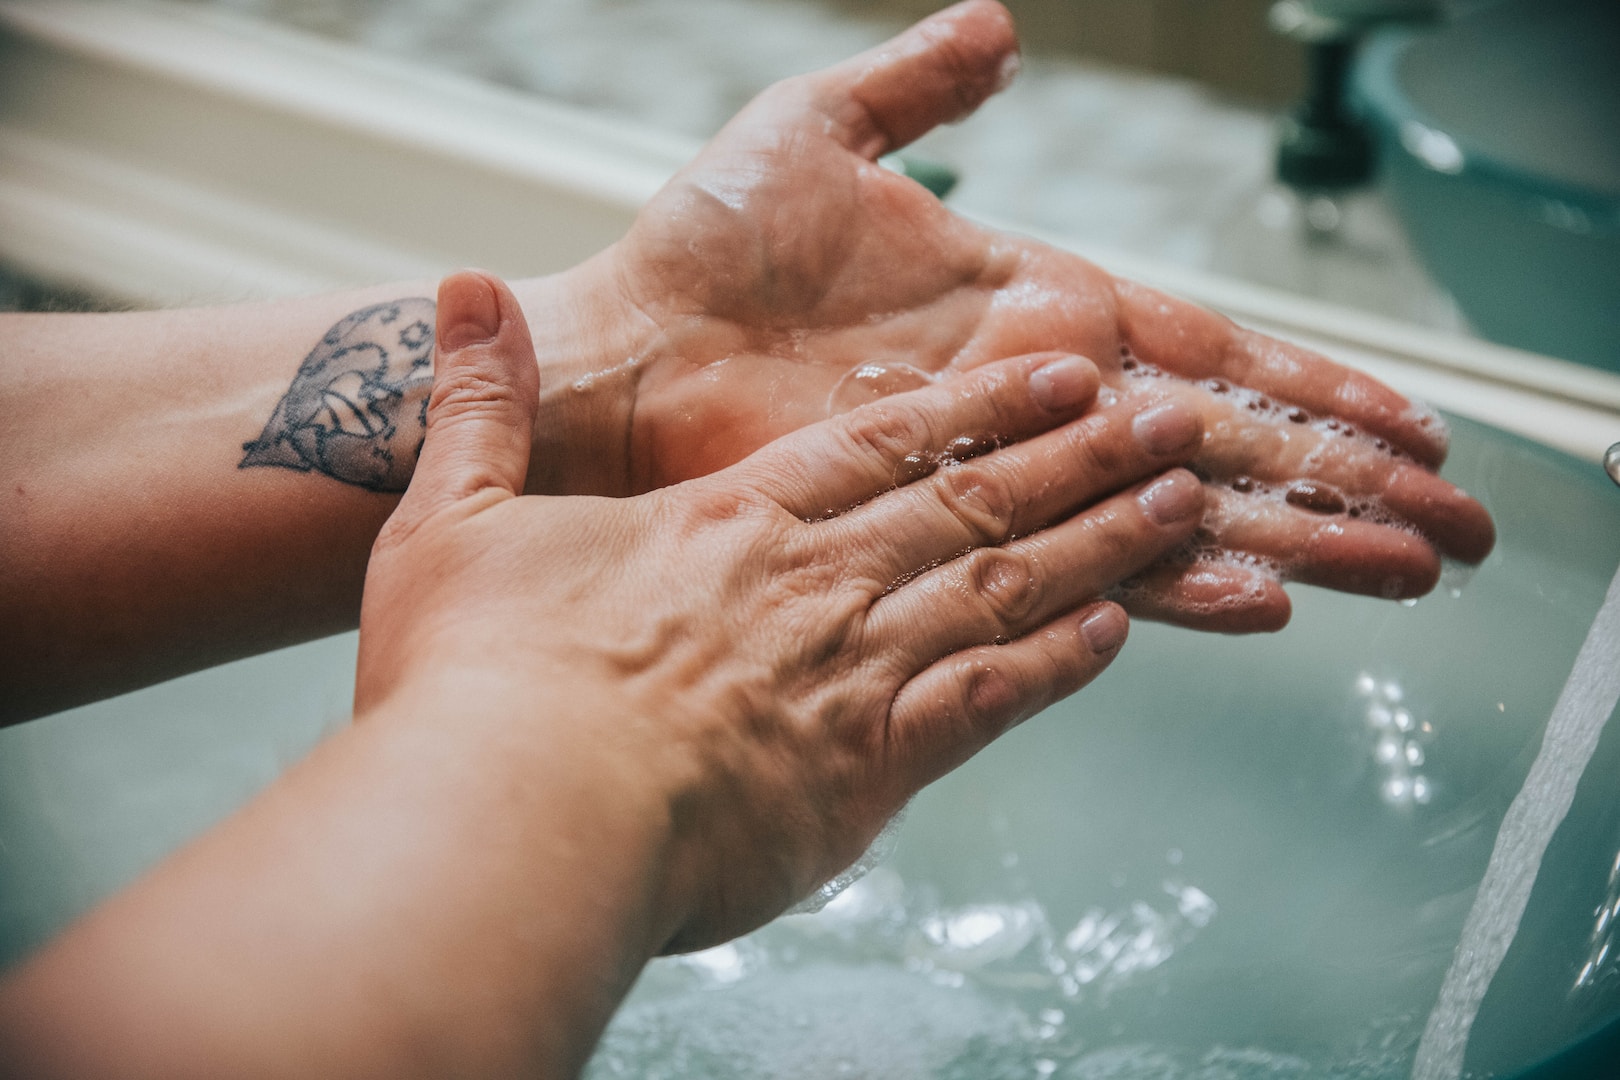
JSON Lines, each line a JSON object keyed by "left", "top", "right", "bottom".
{"left": 544, "top": 0, "right": 1492, "bottom": 632}
{"left": 358, "top": 271, "right": 1209, "bottom": 949}
{"left": 0, "top": 269, "right": 1206, "bottom": 1080}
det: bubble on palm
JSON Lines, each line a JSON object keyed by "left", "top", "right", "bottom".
{"left": 825, "top": 360, "right": 936, "bottom": 414}
{"left": 787, "top": 804, "right": 908, "bottom": 915}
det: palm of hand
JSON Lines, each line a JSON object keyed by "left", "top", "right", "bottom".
{"left": 603, "top": 2, "right": 1492, "bottom": 630}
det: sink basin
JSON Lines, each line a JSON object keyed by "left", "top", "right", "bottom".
{"left": 3, "top": 416, "right": 1618, "bottom": 1077}
{"left": 1351, "top": 0, "right": 1620, "bottom": 372}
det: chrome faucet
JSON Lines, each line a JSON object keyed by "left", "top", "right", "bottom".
{"left": 1605, "top": 442, "right": 1620, "bottom": 488}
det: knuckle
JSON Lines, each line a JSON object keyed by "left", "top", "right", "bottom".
{"left": 1087, "top": 505, "right": 1148, "bottom": 566}
{"left": 843, "top": 403, "right": 931, "bottom": 475}
{"left": 963, "top": 662, "right": 1021, "bottom": 732}
{"left": 965, "top": 547, "right": 1041, "bottom": 629}
{"left": 428, "top": 366, "right": 521, "bottom": 424}
{"left": 1070, "top": 412, "right": 1132, "bottom": 479}
{"left": 935, "top": 462, "right": 1017, "bottom": 544}
{"left": 1039, "top": 626, "right": 1091, "bottom": 699}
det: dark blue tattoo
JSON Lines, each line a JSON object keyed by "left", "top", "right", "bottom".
{"left": 241, "top": 298, "right": 435, "bottom": 492}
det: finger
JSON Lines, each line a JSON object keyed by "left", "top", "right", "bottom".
{"left": 864, "top": 469, "right": 1204, "bottom": 671}
{"left": 1115, "top": 561, "right": 1293, "bottom": 634}
{"left": 391, "top": 271, "right": 539, "bottom": 532}
{"left": 811, "top": 0, "right": 1019, "bottom": 159}
{"left": 1379, "top": 467, "right": 1495, "bottom": 564}
{"left": 1189, "top": 391, "right": 1494, "bottom": 562}
{"left": 1201, "top": 486, "right": 1442, "bottom": 599}
{"left": 824, "top": 388, "right": 1203, "bottom": 583}
{"left": 1113, "top": 279, "right": 1450, "bottom": 467}
{"left": 882, "top": 601, "right": 1128, "bottom": 790}
{"left": 729, "top": 352, "right": 1100, "bottom": 520}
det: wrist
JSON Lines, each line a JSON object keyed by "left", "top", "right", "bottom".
{"left": 510, "top": 248, "right": 650, "bottom": 497}
{"left": 352, "top": 668, "right": 690, "bottom": 1066}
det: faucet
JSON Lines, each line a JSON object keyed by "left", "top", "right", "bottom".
{"left": 1268, "top": 0, "right": 1439, "bottom": 200}
{"left": 1605, "top": 442, "right": 1620, "bottom": 488}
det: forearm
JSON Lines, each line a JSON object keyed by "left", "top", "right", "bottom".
{"left": 0, "top": 672, "right": 676, "bottom": 1080}
{"left": 0, "top": 260, "right": 637, "bottom": 722}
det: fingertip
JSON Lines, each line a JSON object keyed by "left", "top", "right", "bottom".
{"left": 949, "top": 0, "right": 1021, "bottom": 77}
{"left": 1301, "top": 520, "right": 1441, "bottom": 600}
{"left": 1027, "top": 352, "right": 1100, "bottom": 412}
{"left": 1118, "top": 564, "right": 1293, "bottom": 634}
{"left": 1461, "top": 511, "right": 1497, "bottom": 565}
{"left": 1138, "top": 468, "right": 1207, "bottom": 528}
{"left": 437, "top": 269, "right": 503, "bottom": 353}
{"left": 400, "top": 269, "right": 540, "bottom": 512}
{"left": 1381, "top": 468, "right": 1497, "bottom": 565}
{"left": 1078, "top": 600, "right": 1129, "bottom": 656}
{"left": 1130, "top": 395, "right": 1204, "bottom": 458}
{"left": 831, "top": 0, "right": 1021, "bottom": 156}
{"left": 1245, "top": 585, "right": 1292, "bottom": 633}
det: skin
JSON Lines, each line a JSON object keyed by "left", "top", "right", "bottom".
{"left": 590, "top": 0, "right": 1493, "bottom": 622}
{"left": 0, "top": 0, "right": 1492, "bottom": 721}
{"left": 0, "top": 271, "right": 1212, "bottom": 1079}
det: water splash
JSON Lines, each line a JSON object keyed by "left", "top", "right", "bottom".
{"left": 1411, "top": 562, "right": 1620, "bottom": 1080}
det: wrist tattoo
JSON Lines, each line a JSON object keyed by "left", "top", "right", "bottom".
{"left": 240, "top": 298, "right": 436, "bottom": 492}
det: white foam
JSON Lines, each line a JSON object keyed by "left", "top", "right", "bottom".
{"left": 1110, "top": 353, "right": 1439, "bottom": 621}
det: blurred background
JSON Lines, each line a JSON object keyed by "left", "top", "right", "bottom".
{"left": 4, "top": 0, "right": 1616, "bottom": 373}
{"left": 176, "top": 0, "right": 1464, "bottom": 330}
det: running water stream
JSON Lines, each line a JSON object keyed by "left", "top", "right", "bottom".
{"left": 1412, "top": 561, "right": 1620, "bottom": 1080}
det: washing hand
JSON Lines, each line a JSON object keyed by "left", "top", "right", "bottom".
{"left": 537, "top": 0, "right": 1493, "bottom": 632}
{"left": 359, "top": 270, "right": 1209, "bottom": 951}
{"left": 0, "top": 271, "right": 1212, "bottom": 1079}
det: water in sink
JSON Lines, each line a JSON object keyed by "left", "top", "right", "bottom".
{"left": 3, "top": 418, "right": 1617, "bottom": 1077}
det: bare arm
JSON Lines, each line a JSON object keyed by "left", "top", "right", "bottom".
{"left": 0, "top": 272, "right": 1206, "bottom": 1078}
{"left": 0, "top": 266, "right": 635, "bottom": 721}
{"left": 0, "top": 0, "right": 1493, "bottom": 722}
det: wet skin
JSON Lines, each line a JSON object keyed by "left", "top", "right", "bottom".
{"left": 550, "top": 0, "right": 1493, "bottom": 631}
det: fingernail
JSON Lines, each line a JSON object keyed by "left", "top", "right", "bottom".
{"left": 438, "top": 272, "right": 502, "bottom": 352}
{"left": 1132, "top": 399, "right": 1201, "bottom": 456}
{"left": 994, "top": 51, "right": 1022, "bottom": 92}
{"left": 1029, "top": 356, "right": 1093, "bottom": 412}
{"left": 1139, "top": 470, "right": 1205, "bottom": 526}
{"left": 1080, "top": 603, "right": 1128, "bottom": 654}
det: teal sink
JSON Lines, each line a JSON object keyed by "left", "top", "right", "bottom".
{"left": 3, "top": 416, "right": 1619, "bottom": 1077}
{"left": 1351, "top": 0, "right": 1620, "bottom": 372}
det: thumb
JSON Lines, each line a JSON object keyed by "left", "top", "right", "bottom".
{"left": 817, "top": 0, "right": 1019, "bottom": 159}
{"left": 398, "top": 270, "right": 539, "bottom": 525}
